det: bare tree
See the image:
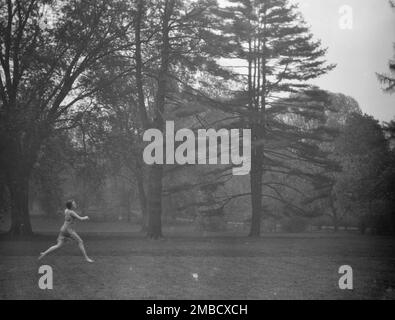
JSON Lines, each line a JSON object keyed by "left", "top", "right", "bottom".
{"left": 0, "top": 0, "right": 133, "bottom": 235}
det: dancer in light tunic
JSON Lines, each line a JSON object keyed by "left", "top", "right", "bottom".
{"left": 39, "top": 200, "right": 94, "bottom": 263}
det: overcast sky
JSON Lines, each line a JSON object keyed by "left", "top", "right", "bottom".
{"left": 294, "top": 0, "right": 395, "bottom": 122}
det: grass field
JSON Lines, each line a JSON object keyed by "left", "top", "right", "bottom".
{"left": 0, "top": 218, "right": 395, "bottom": 300}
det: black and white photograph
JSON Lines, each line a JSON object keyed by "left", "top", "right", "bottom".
{"left": 0, "top": 0, "right": 395, "bottom": 303}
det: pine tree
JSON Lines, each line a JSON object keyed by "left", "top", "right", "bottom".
{"left": 215, "top": 0, "right": 336, "bottom": 236}
{"left": 0, "top": 0, "right": 133, "bottom": 235}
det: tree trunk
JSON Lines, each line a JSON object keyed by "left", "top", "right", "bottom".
{"left": 249, "top": 138, "right": 264, "bottom": 237}
{"left": 4, "top": 131, "right": 42, "bottom": 237}
{"left": 134, "top": 0, "right": 150, "bottom": 233}
{"left": 146, "top": 164, "right": 163, "bottom": 239}
{"left": 145, "top": 0, "right": 175, "bottom": 239}
{"left": 249, "top": 14, "right": 267, "bottom": 237}
{"left": 135, "top": 167, "right": 148, "bottom": 231}
{"left": 7, "top": 172, "right": 32, "bottom": 236}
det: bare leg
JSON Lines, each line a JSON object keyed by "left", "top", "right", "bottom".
{"left": 71, "top": 231, "right": 94, "bottom": 263}
{"left": 77, "top": 241, "right": 94, "bottom": 263}
{"left": 39, "top": 240, "right": 64, "bottom": 260}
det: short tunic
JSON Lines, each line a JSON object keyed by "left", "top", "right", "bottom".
{"left": 57, "top": 209, "right": 79, "bottom": 242}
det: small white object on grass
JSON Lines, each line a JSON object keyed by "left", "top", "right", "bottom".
{"left": 192, "top": 273, "right": 199, "bottom": 280}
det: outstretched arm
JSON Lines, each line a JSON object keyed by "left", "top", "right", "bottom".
{"left": 70, "top": 211, "right": 89, "bottom": 221}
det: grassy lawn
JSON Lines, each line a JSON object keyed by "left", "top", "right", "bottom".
{"left": 0, "top": 219, "right": 395, "bottom": 300}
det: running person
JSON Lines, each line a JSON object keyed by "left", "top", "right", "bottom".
{"left": 39, "top": 200, "right": 94, "bottom": 263}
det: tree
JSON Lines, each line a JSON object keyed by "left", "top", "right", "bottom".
{"left": 215, "top": 0, "right": 336, "bottom": 236}
{"left": 0, "top": 0, "right": 133, "bottom": 235}
{"left": 336, "top": 113, "right": 391, "bottom": 232}
{"left": 131, "top": 0, "right": 234, "bottom": 238}
{"left": 304, "top": 93, "right": 362, "bottom": 231}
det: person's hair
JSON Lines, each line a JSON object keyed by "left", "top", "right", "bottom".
{"left": 65, "top": 200, "right": 74, "bottom": 210}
